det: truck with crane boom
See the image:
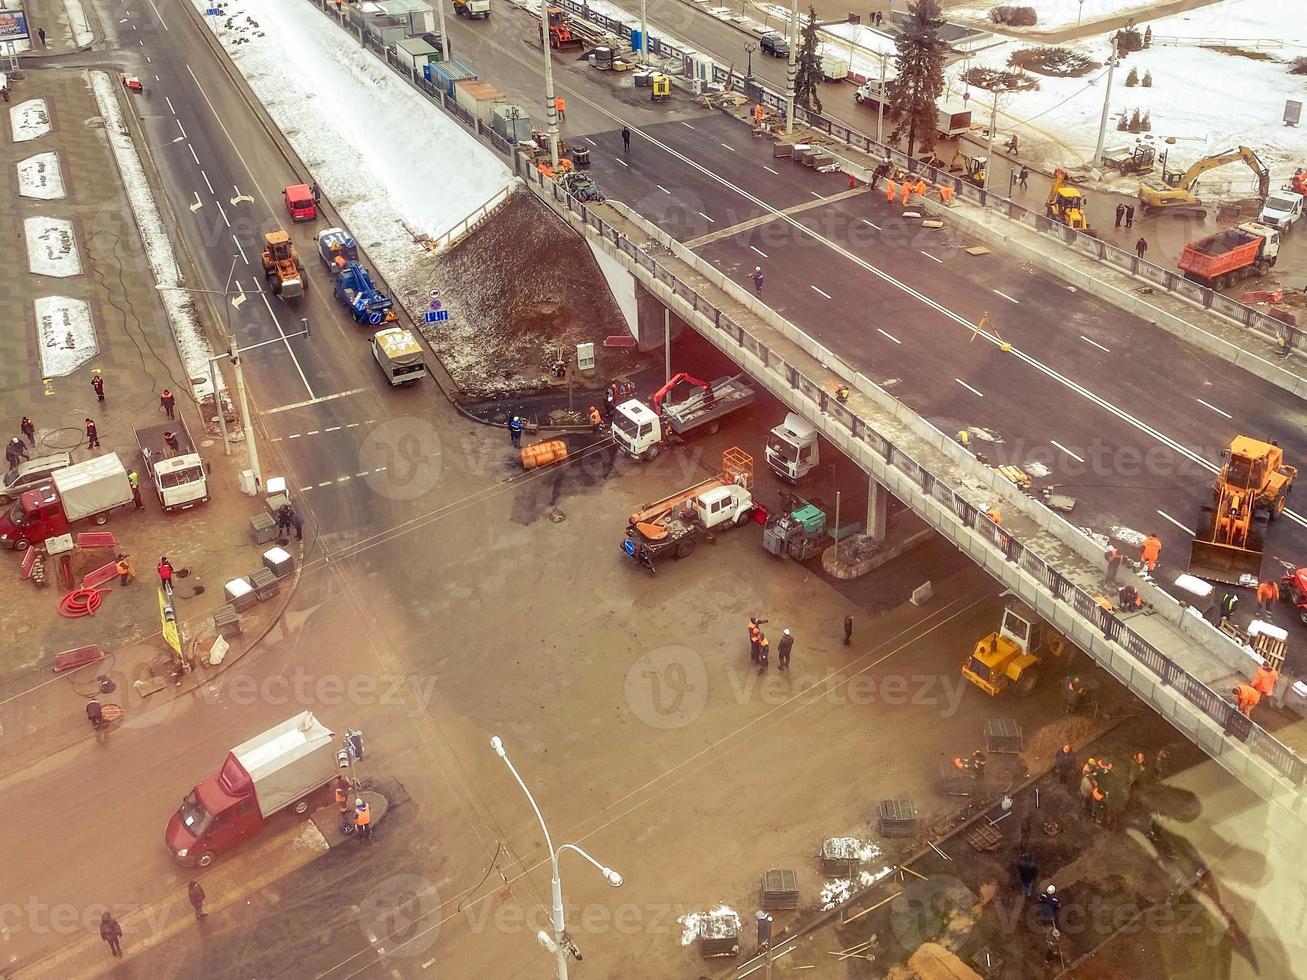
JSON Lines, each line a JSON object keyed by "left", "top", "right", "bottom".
{"left": 610, "top": 373, "right": 755, "bottom": 461}
{"left": 333, "top": 260, "right": 398, "bottom": 326}
{"left": 1138, "top": 145, "right": 1270, "bottom": 219}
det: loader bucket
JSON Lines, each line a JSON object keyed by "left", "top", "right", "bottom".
{"left": 1188, "top": 539, "right": 1264, "bottom": 586}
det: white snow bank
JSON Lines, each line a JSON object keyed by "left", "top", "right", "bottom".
{"left": 17, "top": 152, "right": 66, "bottom": 199}
{"left": 62, "top": 0, "right": 95, "bottom": 47}
{"left": 10, "top": 99, "right": 51, "bottom": 142}
{"left": 196, "top": 0, "right": 513, "bottom": 272}
{"left": 35, "top": 296, "right": 97, "bottom": 376}
{"left": 949, "top": 0, "right": 1158, "bottom": 32}
{"left": 25, "top": 216, "right": 82, "bottom": 277}
{"left": 90, "top": 71, "right": 218, "bottom": 397}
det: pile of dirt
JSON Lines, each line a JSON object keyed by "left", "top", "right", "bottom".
{"left": 413, "top": 190, "right": 648, "bottom": 400}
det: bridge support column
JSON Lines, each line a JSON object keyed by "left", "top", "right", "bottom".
{"left": 867, "top": 478, "right": 888, "bottom": 544}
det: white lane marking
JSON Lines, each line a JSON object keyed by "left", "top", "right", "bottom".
{"left": 876, "top": 328, "right": 901, "bottom": 345}
{"left": 1157, "top": 509, "right": 1193, "bottom": 535}
{"left": 698, "top": 212, "right": 714, "bottom": 222}
{"left": 1080, "top": 335, "right": 1111, "bottom": 353}
{"left": 1050, "top": 440, "right": 1085, "bottom": 464}
{"left": 300, "top": 486, "right": 313, "bottom": 493}
{"left": 584, "top": 138, "right": 597, "bottom": 146}
{"left": 188, "top": 143, "right": 200, "bottom": 165}
{"left": 656, "top": 184, "right": 671, "bottom": 194}
{"left": 215, "top": 201, "right": 230, "bottom": 228}
{"left": 145, "top": 56, "right": 151, "bottom": 63}
{"left": 189, "top": 192, "right": 203, "bottom": 213}
{"left": 264, "top": 387, "right": 367, "bottom": 415}
{"left": 720, "top": 143, "right": 736, "bottom": 152}
{"left": 176, "top": 119, "right": 187, "bottom": 139}
{"left": 919, "top": 250, "right": 943, "bottom": 263}
{"left": 288, "top": 433, "right": 302, "bottom": 439}
{"left": 325, "top": 425, "right": 341, "bottom": 432}
{"left": 147, "top": 0, "right": 168, "bottom": 28}
{"left": 811, "top": 285, "right": 832, "bottom": 299}
{"left": 763, "top": 165, "right": 779, "bottom": 175}
{"left": 184, "top": 65, "right": 259, "bottom": 187}
{"left": 955, "top": 378, "right": 984, "bottom": 397}
{"left": 749, "top": 245, "right": 768, "bottom": 258}
{"left": 681, "top": 122, "right": 695, "bottom": 130}
{"left": 306, "top": 430, "right": 320, "bottom": 436}
{"left": 232, "top": 235, "right": 248, "bottom": 264}
{"left": 346, "top": 422, "right": 359, "bottom": 428}
{"left": 165, "top": 96, "right": 176, "bottom": 114}
{"left": 1196, "top": 397, "right": 1233, "bottom": 419}
{"left": 993, "top": 289, "right": 1019, "bottom": 304}
{"left": 317, "top": 481, "right": 332, "bottom": 488}
{"left": 863, "top": 220, "right": 880, "bottom": 229}
{"left": 255, "top": 291, "right": 315, "bottom": 398}
{"left": 200, "top": 169, "right": 214, "bottom": 193}
{"left": 614, "top": 157, "right": 628, "bottom": 167}
{"left": 356, "top": 471, "right": 370, "bottom": 478}
{"left": 810, "top": 191, "right": 824, "bottom": 200}
{"left": 373, "top": 467, "right": 386, "bottom": 473}
{"left": 336, "top": 475, "right": 350, "bottom": 483}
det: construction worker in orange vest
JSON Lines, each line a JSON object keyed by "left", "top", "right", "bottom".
{"left": 588, "top": 405, "right": 602, "bottom": 433}
{"left": 555, "top": 96, "right": 566, "bottom": 121}
{"left": 1256, "top": 579, "right": 1280, "bottom": 613}
{"left": 914, "top": 178, "right": 928, "bottom": 197}
{"left": 335, "top": 778, "right": 351, "bottom": 829}
{"left": 757, "top": 635, "right": 770, "bottom": 673}
{"left": 354, "top": 798, "right": 373, "bottom": 841}
{"left": 1252, "top": 660, "right": 1279, "bottom": 697}
{"left": 901, "top": 179, "right": 912, "bottom": 206}
{"left": 885, "top": 178, "right": 898, "bottom": 203}
{"left": 1138, "top": 533, "right": 1162, "bottom": 573}
{"left": 939, "top": 184, "right": 954, "bottom": 205}
{"left": 1233, "top": 682, "right": 1261, "bottom": 718}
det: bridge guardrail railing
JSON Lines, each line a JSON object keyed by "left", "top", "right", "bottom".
{"left": 516, "top": 155, "right": 1307, "bottom": 790}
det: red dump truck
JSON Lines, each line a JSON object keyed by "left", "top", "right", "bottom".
{"left": 166, "top": 712, "right": 350, "bottom": 867}
{"left": 1178, "top": 222, "right": 1280, "bottom": 290}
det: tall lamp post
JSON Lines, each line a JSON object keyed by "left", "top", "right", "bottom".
{"left": 784, "top": 0, "right": 798, "bottom": 134}
{"left": 1093, "top": 50, "right": 1120, "bottom": 170}
{"left": 539, "top": 0, "right": 561, "bottom": 167}
{"left": 490, "top": 736, "right": 622, "bottom": 980}
{"left": 744, "top": 41, "right": 757, "bottom": 79}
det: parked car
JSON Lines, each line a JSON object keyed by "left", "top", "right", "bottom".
{"left": 0, "top": 452, "right": 72, "bottom": 506}
{"left": 760, "top": 32, "right": 789, "bottom": 57}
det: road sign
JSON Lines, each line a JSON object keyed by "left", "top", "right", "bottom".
{"left": 433, "top": 309, "right": 449, "bottom": 322}
{"left": 424, "top": 310, "right": 438, "bottom": 324}
{"left": 205, "top": 7, "right": 221, "bottom": 14}
{"left": 429, "top": 299, "right": 442, "bottom": 311}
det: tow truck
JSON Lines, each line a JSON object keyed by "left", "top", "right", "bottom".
{"left": 610, "top": 372, "right": 755, "bottom": 461}
{"left": 621, "top": 449, "right": 755, "bottom": 573}
{"left": 962, "top": 601, "right": 1068, "bottom": 696}
{"left": 334, "top": 260, "right": 398, "bottom": 326}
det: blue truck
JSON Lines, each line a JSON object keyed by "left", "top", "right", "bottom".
{"left": 333, "top": 261, "right": 398, "bottom": 326}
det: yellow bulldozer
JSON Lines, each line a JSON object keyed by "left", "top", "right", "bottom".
{"left": 1189, "top": 436, "right": 1296, "bottom": 585}
{"left": 1046, "top": 168, "right": 1088, "bottom": 230}
{"left": 1138, "top": 145, "right": 1270, "bottom": 219}
{"left": 962, "top": 601, "right": 1068, "bottom": 697}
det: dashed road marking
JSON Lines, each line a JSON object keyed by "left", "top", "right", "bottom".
{"left": 306, "top": 430, "right": 320, "bottom": 436}
{"left": 657, "top": 184, "right": 671, "bottom": 194}
{"left": 176, "top": 119, "right": 187, "bottom": 139}
{"left": 810, "top": 191, "right": 824, "bottom": 200}
{"left": 698, "top": 212, "right": 714, "bottom": 222}
{"left": 1050, "top": 440, "right": 1085, "bottom": 463}
{"left": 317, "top": 481, "right": 332, "bottom": 488}
{"left": 993, "top": 289, "right": 1019, "bottom": 304}
{"left": 188, "top": 143, "right": 200, "bottom": 166}
{"left": 919, "top": 250, "right": 943, "bottom": 264}
{"left": 810, "top": 285, "right": 832, "bottom": 299}
{"left": 232, "top": 235, "right": 248, "bottom": 264}
{"left": 763, "top": 165, "right": 779, "bottom": 175}
{"left": 584, "top": 137, "right": 597, "bottom": 146}
{"left": 1156, "top": 509, "right": 1193, "bottom": 535}
{"left": 721, "top": 143, "right": 736, "bottom": 152}
{"left": 863, "top": 220, "right": 880, "bottom": 230}
{"left": 1080, "top": 335, "right": 1111, "bottom": 353}
{"left": 749, "top": 245, "right": 768, "bottom": 258}
{"left": 215, "top": 201, "right": 230, "bottom": 228}
{"left": 325, "top": 425, "right": 341, "bottom": 432}
{"left": 681, "top": 122, "right": 695, "bottom": 130}
{"left": 288, "top": 433, "right": 302, "bottom": 439}
{"left": 1196, "top": 397, "right": 1233, "bottom": 419}
{"left": 200, "top": 169, "right": 214, "bottom": 194}
{"left": 165, "top": 96, "right": 176, "bottom": 114}
{"left": 955, "top": 378, "right": 984, "bottom": 397}
{"left": 876, "top": 328, "right": 901, "bottom": 345}
{"left": 614, "top": 157, "right": 628, "bottom": 167}
{"left": 147, "top": 0, "right": 168, "bottom": 28}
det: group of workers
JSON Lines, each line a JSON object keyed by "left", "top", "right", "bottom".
{"left": 1077, "top": 752, "right": 1151, "bottom": 831}
{"left": 747, "top": 616, "right": 794, "bottom": 674}
{"left": 335, "top": 777, "right": 373, "bottom": 840}
{"left": 1233, "top": 659, "right": 1281, "bottom": 718}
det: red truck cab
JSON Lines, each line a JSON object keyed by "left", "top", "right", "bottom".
{"left": 284, "top": 183, "right": 317, "bottom": 222}
{"left": 165, "top": 754, "right": 265, "bottom": 867}
{"left": 0, "top": 485, "right": 68, "bottom": 551}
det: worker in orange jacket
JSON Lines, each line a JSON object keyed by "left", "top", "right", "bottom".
{"left": 1252, "top": 660, "right": 1279, "bottom": 697}
{"left": 885, "top": 179, "right": 897, "bottom": 203}
{"left": 588, "top": 405, "right": 602, "bottom": 433}
{"left": 901, "top": 180, "right": 912, "bottom": 205}
{"left": 1138, "top": 533, "right": 1162, "bottom": 572}
{"left": 555, "top": 96, "right": 566, "bottom": 121}
{"left": 1256, "top": 579, "right": 1280, "bottom": 613}
{"left": 1233, "top": 683, "right": 1261, "bottom": 718}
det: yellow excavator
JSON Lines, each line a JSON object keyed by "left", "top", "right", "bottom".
{"left": 1138, "top": 146, "right": 1270, "bottom": 218}
{"left": 1046, "top": 168, "right": 1088, "bottom": 230}
{"left": 949, "top": 150, "right": 987, "bottom": 188}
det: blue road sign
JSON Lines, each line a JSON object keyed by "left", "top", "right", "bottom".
{"left": 423, "top": 310, "right": 438, "bottom": 324}
{"left": 205, "top": 7, "right": 221, "bottom": 14}
{"left": 429, "top": 299, "right": 442, "bottom": 311}
{"left": 433, "top": 309, "right": 449, "bottom": 322}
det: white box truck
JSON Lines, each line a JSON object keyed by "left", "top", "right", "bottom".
{"left": 0, "top": 453, "right": 134, "bottom": 550}
{"left": 372, "top": 327, "right": 427, "bottom": 385}
{"left": 766, "top": 413, "right": 819, "bottom": 482}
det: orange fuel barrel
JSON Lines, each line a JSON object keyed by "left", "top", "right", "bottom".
{"left": 520, "top": 439, "right": 568, "bottom": 470}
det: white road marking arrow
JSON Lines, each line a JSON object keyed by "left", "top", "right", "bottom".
{"left": 189, "top": 192, "right": 203, "bottom": 213}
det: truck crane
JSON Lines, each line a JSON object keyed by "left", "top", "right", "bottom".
{"left": 1138, "top": 145, "right": 1270, "bottom": 218}
{"left": 612, "top": 374, "right": 755, "bottom": 461}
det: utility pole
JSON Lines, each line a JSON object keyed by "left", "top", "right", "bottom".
{"left": 663, "top": 308, "right": 671, "bottom": 383}
{"left": 437, "top": 0, "right": 451, "bottom": 58}
{"left": 231, "top": 346, "right": 261, "bottom": 491}
{"left": 784, "top": 0, "right": 798, "bottom": 135}
{"left": 1093, "top": 52, "right": 1119, "bottom": 169}
{"left": 876, "top": 51, "right": 887, "bottom": 147}
{"left": 639, "top": 0, "right": 648, "bottom": 65}
{"left": 984, "top": 87, "right": 1000, "bottom": 191}
{"left": 540, "top": 0, "right": 560, "bottom": 166}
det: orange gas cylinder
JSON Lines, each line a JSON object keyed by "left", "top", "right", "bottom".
{"left": 520, "top": 439, "right": 568, "bottom": 470}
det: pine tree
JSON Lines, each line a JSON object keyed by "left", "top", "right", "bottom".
{"left": 1142, "top": 70, "right": 1152, "bottom": 87}
{"left": 1141, "top": 110, "right": 1151, "bottom": 131}
{"left": 1125, "top": 66, "right": 1139, "bottom": 87}
{"left": 887, "top": 0, "right": 948, "bottom": 157}
{"left": 795, "top": 6, "right": 824, "bottom": 115}
{"left": 1117, "top": 113, "right": 1128, "bottom": 131}
{"left": 1128, "top": 107, "right": 1141, "bottom": 132}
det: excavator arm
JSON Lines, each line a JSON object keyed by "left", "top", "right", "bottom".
{"left": 1176, "top": 146, "right": 1270, "bottom": 199}
{"left": 651, "top": 372, "right": 712, "bottom": 413}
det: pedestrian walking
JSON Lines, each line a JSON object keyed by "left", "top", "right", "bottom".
{"left": 1105, "top": 545, "right": 1123, "bottom": 583}
{"left": 750, "top": 266, "right": 764, "bottom": 295}
{"left": 621, "top": 126, "right": 631, "bottom": 152}
{"left": 507, "top": 415, "right": 524, "bottom": 448}
{"left": 1037, "top": 885, "right": 1062, "bottom": 928}
{"left": 1053, "top": 742, "right": 1076, "bottom": 784}
{"left": 1015, "top": 851, "right": 1038, "bottom": 896}
{"left": 20, "top": 416, "right": 35, "bottom": 446}
{"left": 276, "top": 503, "right": 294, "bottom": 535}
{"left": 160, "top": 388, "right": 176, "bottom": 420}
{"left": 290, "top": 508, "right": 304, "bottom": 541}
{"left": 1114, "top": 203, "right": 1125, "bottom": 228}
{"left": 5, "top": 437, "right": 28, "bottom": 469}
{"left": 1256, "top": 579, "right": 1280, "bottom": 613}
{"left": 1125, "top": 204, "right": 1136, "bottom": 228}
{"left": 158, "top": 556, "right": 174, "bottom": 593}
{"left": 777, "top": 628, "right": 793, "bottom": 671}
{"left": 1017, "top": 165, "right": 1029, "bottom": 189}
{"left": 1138, "top": 532, "right": 1161, "bottom": 572}
{"left": 843, "top": 614, "right": 853, "bottom": 646}
{"left": 588, "top": 405, "right": 603, "bottom": 434}
{"left": 100, "top": 911, "right": 123, "bottom": 958}
{"left": 1135, "top": 236, "right": 1148, "bottom": 260}
{"left": 354, "top": 798, "right": 374, "bottom": 841}
{"left": 1005, "top": 134, "right": 1019, "bottom": 155}
{"left": 85, "top": 417, "right": 100, "bottom": 449}
{"left": 554, "top": 96, "right": 565, "bottom": 122}
{"left": 115, "top": 554, "right": 134, "bottom": 586}
{"left": 188, "top": 880, "right": 207, "bottom": 920}
{"left": 91, "top": 373, "right": 105, "bottom": 405}
{"left": 38, "top": 26, "right": 47, "bottom": 47}
{"left": 757, "top": 635, "right": 769, "bottom": 674}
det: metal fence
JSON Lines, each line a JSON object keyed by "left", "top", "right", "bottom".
{"left": 516, "top": 155, "right": 1307, "bottom": 789}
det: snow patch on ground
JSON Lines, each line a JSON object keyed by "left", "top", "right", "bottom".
{"left": 17, "top": 152, "right": 65, "bottom": 199}
{"left": 950, "top": 0, "right": 1307, "bottom": 186}
{"left": 196, "top": 0, "right": 514, "bottom": 278}
{"left": 677, "top": 905, "right": 740, "bottom": 946}
{"left": 949, "top": 0, "right": 1157, "bottom": 32}
{"left": 820, "top": 866, "right": 895, "bottom": 910}
{"left": 62, "top": 0, "right": 95, "bottom": 47}
{"left": 1024, "top": 460, "right": 1052, "bottom": 478}
{"left": 89, "top": 71, "right": 217, "bottom": 397}
{"left": 10, "top": 100, "right": 51, "bottom": 142}
{"left": 35, "top": 296, "right": 97, "bottom": 377}
{"left": 968, "top": 425, "right": 1003, "bottom": 442}
{"left": 25, "top": 216, "right": 82, "bottom": 277}
{"left": 1109, "top": 524, "right": 1146, "bottom": 546}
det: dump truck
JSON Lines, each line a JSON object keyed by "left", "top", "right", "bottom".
{"left": 0, "top": 453, "right": 133, "bottom": 550}
{"left": 962, "top": 601, "right": 1068, "bottom": 696}
{"left": 165, "top": 712, "right": 358, "bottom": 868}
{"left": 334, "top": 260, "right": 397, "bottom": 326}
{"left": 1189, "top": 436, "right": 1296, "bottom": 585}
{"left": 453, "top": 0, "right": 491, "bottom": 18}
{"left": 316, "top": 227, "right": 359, "bottom": 275}
{"left": 621, "top": 449, "right": 755, "bottom": 572}
{"left": 261, "top": 230, "right": 307, "bottom": 299}
{"left": 136, "top": 420, "right": 209, "bottom": 512}
{"left": 610, "top": 373, "right": 755, "bottom": 461}
{"left": 371, "top": 327, "right": 427, "bottom": 386}
{"left": 1178, "top": 223, "right": 1280, "bottom": 290}
{"left": 765, "top": 412, "right": 819, "bottom": 483}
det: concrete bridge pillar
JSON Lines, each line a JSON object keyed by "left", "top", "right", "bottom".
{"left": 867, "top": 477, "right": 888, "bottom": 543}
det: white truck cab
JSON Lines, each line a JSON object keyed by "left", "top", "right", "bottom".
{"left": 1260, "top": 190, "right": 1303, "bottom": 231}
{"left": 612, "top": 400, "right": 663, "bottom": 459}
{"left": 692, "top": 483, "right": 755, "bottom": 529}
{"left": 766, "top": 413, "right": 819, "bottom": 482}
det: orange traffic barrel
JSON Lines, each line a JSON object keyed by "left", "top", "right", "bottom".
{"left": 520, "top": 439, "right": 568, "bottom": 470}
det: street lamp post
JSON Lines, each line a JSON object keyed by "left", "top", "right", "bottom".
{"left": 490, "top": 736, "right": 622, "bottom": 980}
{"left": 784, "top": 0, "right": 798, "bottom": 134}
{"left": 984, "top": 85, "right": 1006, "bottom": 192}
{"left": 1093, "top": 51, "right": 1120, "bottom": 170}
{"left": 744, "top": 41, "right": 757, "bottom": 79}
{"left": 876, "top": 50, "right": 888, "bottom": 148}
{"left": 540, "top": 0, "right": 561, "bottom": 167}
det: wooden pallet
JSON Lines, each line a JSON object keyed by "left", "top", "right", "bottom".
{"left": 962, "top": 823, "right": 1001, "bottom": 852}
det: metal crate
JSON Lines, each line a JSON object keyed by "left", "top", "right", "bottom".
{"left": 984, "top": 719, "right": 1023, "bottom": 754}
{"left": 760, "top": 869, "right": 799, "bottom": 910}
{"left": 877, "top": 798, "right": 918, "bottom": 838}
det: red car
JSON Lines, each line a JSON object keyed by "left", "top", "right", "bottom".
{"left": 283, "top": 183, "right": 317, "bottom": 222}
{"left": 1281, "top": 568, "right": 1307, "bottom": 624}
